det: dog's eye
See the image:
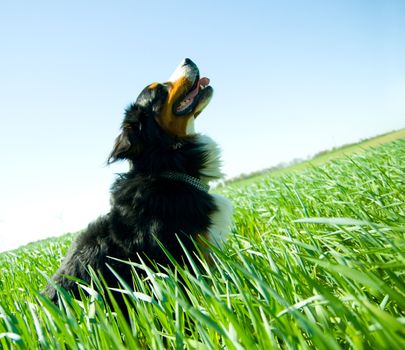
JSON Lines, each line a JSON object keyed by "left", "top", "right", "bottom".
{"left": 123, "top": 122, "right": 142, "bottom": 132}
{"left": 132, "top": 122, "right": 143, "bottom": 133}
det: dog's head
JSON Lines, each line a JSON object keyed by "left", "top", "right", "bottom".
{"left": 108, "top": 58, "right": 213, "bottom": 163}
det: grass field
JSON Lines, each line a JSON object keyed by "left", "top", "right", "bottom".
{"left": 227, "top": 128, "right": 405, "bottom": 188}
{"left": 1, "top": 136, "right": 404, "bottom": 349}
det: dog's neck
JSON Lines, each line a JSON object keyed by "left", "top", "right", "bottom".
{"left": 195, "top": 134, "right": 224, "bottom": 182}
{"left": 162, "top": 135, "right": 223, "bottom": 191}
{"left": 126, "top": 134, "right": 224, "bottom": 184}
{"left": 161, "top": 171, "right": 210, "bottom": 192}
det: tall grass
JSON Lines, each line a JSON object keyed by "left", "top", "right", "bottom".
{"left": 1, "top": 139, "right": 404, "bottom": 349}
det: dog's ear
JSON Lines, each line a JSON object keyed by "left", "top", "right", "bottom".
{"left": 107, "top": 127, "right": 131, "bottom": 164}
{"left": 108, "top": 104, "right": 145, "bottom": 164}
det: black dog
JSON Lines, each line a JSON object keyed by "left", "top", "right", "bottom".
{"left": 45, "top": 58, "right": 233, "bottom": 304}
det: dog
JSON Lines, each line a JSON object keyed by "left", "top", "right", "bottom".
{"left": 45, "top": 58, "right": 233, "bottom": 305}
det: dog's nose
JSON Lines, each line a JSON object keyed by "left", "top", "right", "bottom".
{"left": 183, "top": 58, "right": 193, "bottom": 66}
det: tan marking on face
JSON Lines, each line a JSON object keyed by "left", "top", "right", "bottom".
{"left": 148, "top": 82, "right": 160, "bottom": 89}
{"left": 155, "top": 77, "right": 195, "bottom": 138}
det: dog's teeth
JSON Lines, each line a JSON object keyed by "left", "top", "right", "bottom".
{"left": 177, "top": 96, "right": 197, "bottom": 112}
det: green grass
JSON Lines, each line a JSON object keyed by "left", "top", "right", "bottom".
{"left": 227, "top": 128, "right": 405, "bottom": 188}
{"left": 1, "top": 138, "right": 404, "bottom": 349}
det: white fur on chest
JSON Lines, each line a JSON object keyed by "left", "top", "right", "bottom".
{"left": 207, "top": 193, "right": 233, "bottom": 247}
{"left": 195, "top": 134, "right": 233, "bottom": 247}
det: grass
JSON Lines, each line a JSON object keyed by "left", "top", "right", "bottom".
{"left": 1, "top": 137, "right": 404, "bottom": 349}
{"left": 227, "top": 128, "right": 405, "bottom": 188}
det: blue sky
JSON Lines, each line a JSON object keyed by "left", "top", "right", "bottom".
{"left": 1, "top": 0, "right": 404, "bottom": 252}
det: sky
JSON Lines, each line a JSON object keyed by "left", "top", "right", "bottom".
{"left": 0, "top": 0, "right": 404, "bottom": 252}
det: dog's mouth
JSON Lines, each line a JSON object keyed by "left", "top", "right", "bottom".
{"left": 174, "top": 76, "right": 212, "bottom": 116}
{"left": 169, "top": 58, "right": 214, "bottom": 118}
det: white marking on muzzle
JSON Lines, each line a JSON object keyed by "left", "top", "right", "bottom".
{"left": 168, "top": 59, "right": 198, "bottom": 83}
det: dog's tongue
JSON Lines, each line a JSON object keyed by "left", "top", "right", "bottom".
{"left": 176, "top": 77, "right": 210, "bottom": 113}
{"left": 184, "top": 77, "right": 210, "bottom": 100}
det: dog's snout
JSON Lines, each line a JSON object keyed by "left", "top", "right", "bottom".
{"left": 169, "top": 58, "right": 198, "bottom": 82}
{"left": 180, "top": 58, "right": 197, "bottom": 69}
{"left": 183, "top": 58, "right": 193, "bottom": 66}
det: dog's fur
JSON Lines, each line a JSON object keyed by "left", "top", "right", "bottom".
{"left": 45, "top": 59, "right": 233, "bottom": 304}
